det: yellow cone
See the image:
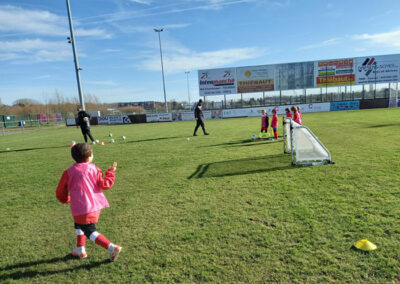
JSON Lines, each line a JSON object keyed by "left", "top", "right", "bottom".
{"left": 354, "top": 239, "right": 377, "bottom": 251}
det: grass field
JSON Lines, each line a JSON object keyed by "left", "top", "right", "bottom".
{"left": 1, "top": 108, "right": 400, "bottom": 283}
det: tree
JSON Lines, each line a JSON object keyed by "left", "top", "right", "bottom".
{"left": 13, "top": 98, "right": 40, "bottom": 107}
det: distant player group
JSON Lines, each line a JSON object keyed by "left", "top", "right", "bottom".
{"left": 259, "top": 106, "right": 302, "bottom": 140}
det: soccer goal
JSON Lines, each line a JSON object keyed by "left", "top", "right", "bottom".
{"left": 283, "top": 117, "right": 334, "bottom": 166}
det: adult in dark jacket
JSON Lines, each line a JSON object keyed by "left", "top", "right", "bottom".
{"left": 76, "top": 106, "right": 96, "bottom": 143}
{"left": 193, "top": 99, "right": 209, "bottom": 136}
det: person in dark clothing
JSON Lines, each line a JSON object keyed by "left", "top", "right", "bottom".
{"left": 193, "top": 99, "right": 209, "bottom": 136}
{"left": 76, "top": 106, "right": 96, "bottom": 143}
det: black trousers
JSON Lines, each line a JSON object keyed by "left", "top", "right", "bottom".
{"left": 194, "top": 119, "right": 206, "bottom": 134}
{"left": 80, "top": 127, "right": 95, "bottom": 143}
{"left": 74, "top": 223, "right": 97, "bottom": 238}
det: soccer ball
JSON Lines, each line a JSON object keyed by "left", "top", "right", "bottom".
{"left": 121, "top": 136, "right": 126, "bottom": 140}
{"left": 187, "top": 138, "right": 190, "bottom": 141}
{"left": 251, "top": 134, "right": 258, "bottom": 140}
{"left": 95, "top": 139, "right": 99, "bottom": 143}
{"left": 110, "top": 139, "right": 115, "bottom": 143}
{"left": 83, "top": 117, "right": 89, "bottom": 122}
{"left": 109, "top": 133, "right": 113, "bottom": 137}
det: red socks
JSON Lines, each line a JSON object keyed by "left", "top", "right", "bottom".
{"left": 94, "top": 234, "right": 111, "bottom": 250}
{"left": 77, "top": 235, "right": 86, "bottom": 247}
{"left": 274, "top": 131, "right": 278, "bottom": 139}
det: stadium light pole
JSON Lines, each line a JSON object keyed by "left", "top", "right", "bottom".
{"left": 66, "top": 0, "right": 85, "bottom": 110}
{"left": 185, "top": 71, "right": 191, "bottom": 105}
{"left": 154, "top": 28, "right": 168, "bottom": 113}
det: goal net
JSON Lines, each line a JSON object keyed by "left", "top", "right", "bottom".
{"left": 283, "top": 117, "right": 333, "bottom": 166}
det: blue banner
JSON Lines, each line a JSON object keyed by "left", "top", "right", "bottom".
{"left": 330, "top": 101, "right": 360, "bottom": 111}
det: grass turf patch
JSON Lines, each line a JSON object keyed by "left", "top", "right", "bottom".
{"left": 0, "top": 108, "right": 399, "bottom": 283}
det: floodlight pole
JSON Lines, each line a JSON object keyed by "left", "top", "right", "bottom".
{"left": 154, "top": 28, "right": 168, "bottom": 113}
{"left": 66, "top": 0, "right": 85, "bottom": 110}
{"left": 185, "top": 71, "right": 191, "bottom": 105}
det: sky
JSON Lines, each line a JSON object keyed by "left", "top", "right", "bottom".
{"left": 1, "top": 0, "right": 400, "bottom": 105}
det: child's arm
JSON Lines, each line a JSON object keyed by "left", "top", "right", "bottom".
{"left": 97, "top": 162, "right": 117, "bottom": 190}
{"left": 56, "top": 171, "right": 70, "bottom": 204}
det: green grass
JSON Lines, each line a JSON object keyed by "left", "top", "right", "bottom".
{"left": 0, "top": 108, "right": 400, "bottom": 283}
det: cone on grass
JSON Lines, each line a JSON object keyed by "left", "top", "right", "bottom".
{"left": 354, "top": 239, "right": 377, "bottom": 251}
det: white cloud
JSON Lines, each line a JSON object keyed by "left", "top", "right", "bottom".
{"left": 297, "top": 38, "right": 341, "bottom": 51}
{"left": 111, "top": 22, "right": 191, "bottom": 33}
{"left": 103, "top": 49, "right": 121, "bottom": 53}
{"left": 0, "top": 39, "right": 71, "bottom": 62}
{"left": 86, "top": 80, "right": 118, "bottom": 86}
{"left": 139, "top": 46, "right": 266, "bottom": 73}
{"left": 129, "top": 0, "right": 152, "bottom": 4}
{"left": 354, "top": 29, "right": 400, "bottom": 48}
{"left": 0, "top": 5, "right": 111, "bottom": 38}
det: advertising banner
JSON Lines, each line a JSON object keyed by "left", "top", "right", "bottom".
{"left": 158, "top": 113, "right": 172, "bottom": 122}
{"left": 236, "top": 65, "right": 275, "bottom": 93}
{"left": 36, "top": 113, "right": 47, "bottom": 123}
{"left": 356, "top": 55, "right": 400, "bottom": 84}
{"left": 55, "top": 113, "right": 63, "bottom": 122}
{"left": 221, "top": 103, "right": 331, "bottom": 118}
{"left": 330, "top": 101, "right": 360, "bottom": 111}
{"left": 315, "top": 58, "right": 355, "bottom": 87}
{"left": 66, "top": 118, "right": 76, "bottom": 126}
{"left": 98, "top": 115, "right": 131, "bottom": 125}
{"left": 198, "top": 68, "right": 237, "bottom": 96}
{"left": 146, "top": 113, "right": 172, "bottom": 122}
{"left": 181, "top": 112, "right": 195, "bottom": 121}
{"left": 275, "top": 62, "right": 314, "bottom": 90}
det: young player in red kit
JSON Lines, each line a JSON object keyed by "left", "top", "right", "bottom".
{"left": 271, "top": 108, "right": 279, "bottom": 139}
{"left": 297, "top": 106, "right": 303, "bottom": 124}
{"left": 291, "top": 106, "right": 301, "bottom": 124}
{"left": 259, "top": 109, "right": 270, "bottom": 138}
{"left": 285, "top": 108, "right": 292, "bottom": 118}
{"left": 56, "top": 143, "right": 122, "bottom": 261}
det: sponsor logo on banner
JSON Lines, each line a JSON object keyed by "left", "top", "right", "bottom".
{"left": 356, "top": 55, "right": 400, "bottom": 84}
{"left": 98, "top": 116, "right": 109, "bottom": 125}
{"left": 158, "top": 113, "right": 172, "bottom": 122}
{"left": 198, "top": 68, "right": 237, "bottom": 96}
{"left": 315, "top": 58, "right": 355, "bottom": 86}
{"left": 146, "top": 113, "right": 172, "bottom": 122}
{"left": 237, "top": 66, "right": 275, "bottom": 93}
{"left": 330, "top": 101, "right": 360, "bottom": 111}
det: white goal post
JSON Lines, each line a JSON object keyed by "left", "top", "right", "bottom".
{"left": 283, "top": 117, "right": 334, "bottom": 166}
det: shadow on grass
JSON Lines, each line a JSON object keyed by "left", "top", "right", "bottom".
{"left": 0, "top": 145, "right": 66, "bottom": 154}
{"left": 0, "top": 254, "right": 109, "bottom": 281}
{"left": 365, "top": 123, "right": 400, "bottom": 128}
{"left": 201, "top": 138, "right": 281, "bottom": 148}
{"left": 188, "top": 154, "right": 292, "bottom": 179}
{"left": 126, "top": 136, "right": 182, "bottom": 144}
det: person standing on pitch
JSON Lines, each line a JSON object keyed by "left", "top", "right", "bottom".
{"left": 76, "top": 106, "right": 96, "bottom": 144}
{"left": 193, "top": 99, "right": 209, "bottom": 136}
{"left": 271, "top": 108, "right": 279, "bottom": 139}
{"left": 56, "top": 143, "right": 122, "bottom": 261}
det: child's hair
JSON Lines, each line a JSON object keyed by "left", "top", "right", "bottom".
{"left": 272, "top": 108, "right": 277, "bottom": 114}
{"left": 261, "top": 109, "right": 266, "bottom": 114}
{"left": 297, "top": 106, "right": 301, "bottom": 111}
{"left": 285, "top": 108, "right": 290, "bottom": 112}
{"left": 291, "top": 106, "right": 297, "bottom": 112}
{"left": 71, "top": 143, "right": 93, "bottom": 163}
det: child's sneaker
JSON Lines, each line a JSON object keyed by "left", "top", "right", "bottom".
{"left": 109, "top": 245, "right": 122, "bottom": 262}
{"left": 72, "top": 247, "right": 87, "bottom": 259}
